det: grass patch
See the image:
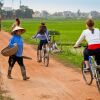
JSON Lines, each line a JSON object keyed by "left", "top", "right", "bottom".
{"left": 54, "top": 46, "right": 83, "bottom": 67}
{"left": 0, "top": 73, "right": 13, "bottom": 100}
{"left": 2, "top": 19, "right": 100, "bottom": 68}
{"left": 0, "top": 93, "right": 13, "bottom": 100}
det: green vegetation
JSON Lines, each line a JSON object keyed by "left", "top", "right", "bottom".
{"left": 0, "top": 75, "right": 13, "bottom": 100}
{"left": 2, "top": 19, "right": 100, "bottom": 67}
{"left": 0, "top": 93, "right": 13, "bottom": 100}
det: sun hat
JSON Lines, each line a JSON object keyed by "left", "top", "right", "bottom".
{"left": 11, "top": 26, "right": 25, "bottom": 35}
{"left": 1, "top": 45, "right": 18, "bottom": 56}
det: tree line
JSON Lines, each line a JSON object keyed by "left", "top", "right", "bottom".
{"left": 1, "top": 4, "right": 34, "bottom": 19}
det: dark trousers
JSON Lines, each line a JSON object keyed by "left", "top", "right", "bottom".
{"left": 83, "top": 47, "right": 100, "bottom": 65}
{"left": 8, "top": 55, "right": 26, "bottom": 78}
{"left": 38, "top": 40, "right": 48, "bottom": 50}
{"left": 8, "top": 55, "right": 25, "bottom": 70}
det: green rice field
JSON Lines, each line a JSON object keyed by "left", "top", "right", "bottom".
{"left": 2, "top": 19, "right": 100, "bottom": 67}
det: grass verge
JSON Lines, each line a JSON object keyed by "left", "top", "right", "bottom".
{"left": 0, "top": 72, "right": 13, "bottom": 100}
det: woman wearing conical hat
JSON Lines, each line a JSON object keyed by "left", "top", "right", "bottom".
{"left": 8, "top": 26, "right": 30, "bottom": 80}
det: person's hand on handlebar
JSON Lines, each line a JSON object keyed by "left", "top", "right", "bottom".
{"left": 32, "top": 35, "right": 36, "bottom": 39}
{"left": 73, "top": 45, "right": 78, "bottom": 48}
{"left": 73, "top": 44, "right": 81, "bottom": 48}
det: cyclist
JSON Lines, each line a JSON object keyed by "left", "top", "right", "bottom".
{"left": 8, "top": 26, "right": 30, "bottom": 80}
{"left": 74, "top": 19, "right": 100, "bottom": 70}
{"left": 32, "top": 22, "right": 50, "bottom": 62}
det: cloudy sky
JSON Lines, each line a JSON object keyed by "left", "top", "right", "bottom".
{"left": 3, "top": 0, "right": 100, "bottom": 13}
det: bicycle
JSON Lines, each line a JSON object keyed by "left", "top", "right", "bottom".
{"left": 82, "top": 56, "right": 100, "bottom": 91}
{"left": 81, "top": 49, "right": 100, "bottom": 92}
{"left": 37, "top": 43, "right": 50, "bottom": 67}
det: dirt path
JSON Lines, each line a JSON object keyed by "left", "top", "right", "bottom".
{"left": 0, "top": 31, "right": 100, "bottom": 100}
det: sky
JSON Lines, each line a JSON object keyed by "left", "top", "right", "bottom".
{"left": 2, "top": 0, "right": 100, "bottom": 13}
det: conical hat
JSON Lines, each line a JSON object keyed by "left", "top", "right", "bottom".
{"left": 11, "top": 26, "right": 25, "bottom": 34}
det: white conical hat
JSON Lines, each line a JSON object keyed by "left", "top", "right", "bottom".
{"left": 11, "top": 26, "right": 25, "bottom": 34}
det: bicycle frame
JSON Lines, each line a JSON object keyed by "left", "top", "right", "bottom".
{"left": 89, "top": 56, "right": 97, "bottom": 78}
{"left": 37, "top": 43, "right": 49, "bottom": 67}
{"left": 41, "top": 44, "right": 48, "bottom": 58}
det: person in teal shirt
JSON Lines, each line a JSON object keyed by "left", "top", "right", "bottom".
{"left": 8, "top": 26, "right": 30, "bottom": 80}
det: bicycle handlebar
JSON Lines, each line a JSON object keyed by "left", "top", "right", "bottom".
{"left": 74, "top": 45, "right": 87, "bottom": 48}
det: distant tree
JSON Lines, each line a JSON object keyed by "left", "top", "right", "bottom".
{"left": 52, "top": 12, "right": 58, "bottom": 16}
{"left": 2, "top": 10, "right": 13, "bottom": 19}
{"left": 24, "top": 8, "right": 33, "bottom": 18}
{"left": 16, "top": 9, "right": 24, "bottom": 18}
{"left": 77, "top": 9, "right": 81, "bottom": 17}
{"left": 20, "top": 5, "right": 28, "bottom": 11}
{"left": 41, "top": 10, "right": 49, "bottom": 19}
{"left": 63, "top": 11, "right": 72, "bottom": 18}
{"left": 90, "top": 11, "right": 100, "bottom": 19}
{"left": 33, "top": 11, "right": 41, "bottom": 18}
{"left": 0, "top": 0, "right": 3, "bottom": 30}
{"left": 16, "top": 5, "right": 33, "bottom": 18}
{"left": 0, "top": 0, "right": 3, "bottom": 8}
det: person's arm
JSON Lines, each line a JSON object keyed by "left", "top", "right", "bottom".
{"left": 12, "top": 23, "right": 16, "bottom": 30}
{"left": 74, "top": 31, "right": 85, "bottom": 48}
{"left": 45, "top": 30, "right": 50, "bottom": 41}
{"left": 32, "top": 32, "right": 39, "bottom": 39}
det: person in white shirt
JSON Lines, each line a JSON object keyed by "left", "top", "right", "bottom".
{"left": 32, "top": 23, "right": 50, "bottom": 62}
{"left": 12, "top": 18, "right": 20, "bottom": 30}
{"left": 74, "top": 19, "right": 100, "bottom": 70}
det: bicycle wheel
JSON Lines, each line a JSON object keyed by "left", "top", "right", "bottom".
{"left": 96, "top": 68, "right": 100, "bottom": 92}
{"left": 43, "top": 51, "right": 49, "bottom": 67}
{"left": 82, "top": 61, "right": 93, "bottom": 85}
